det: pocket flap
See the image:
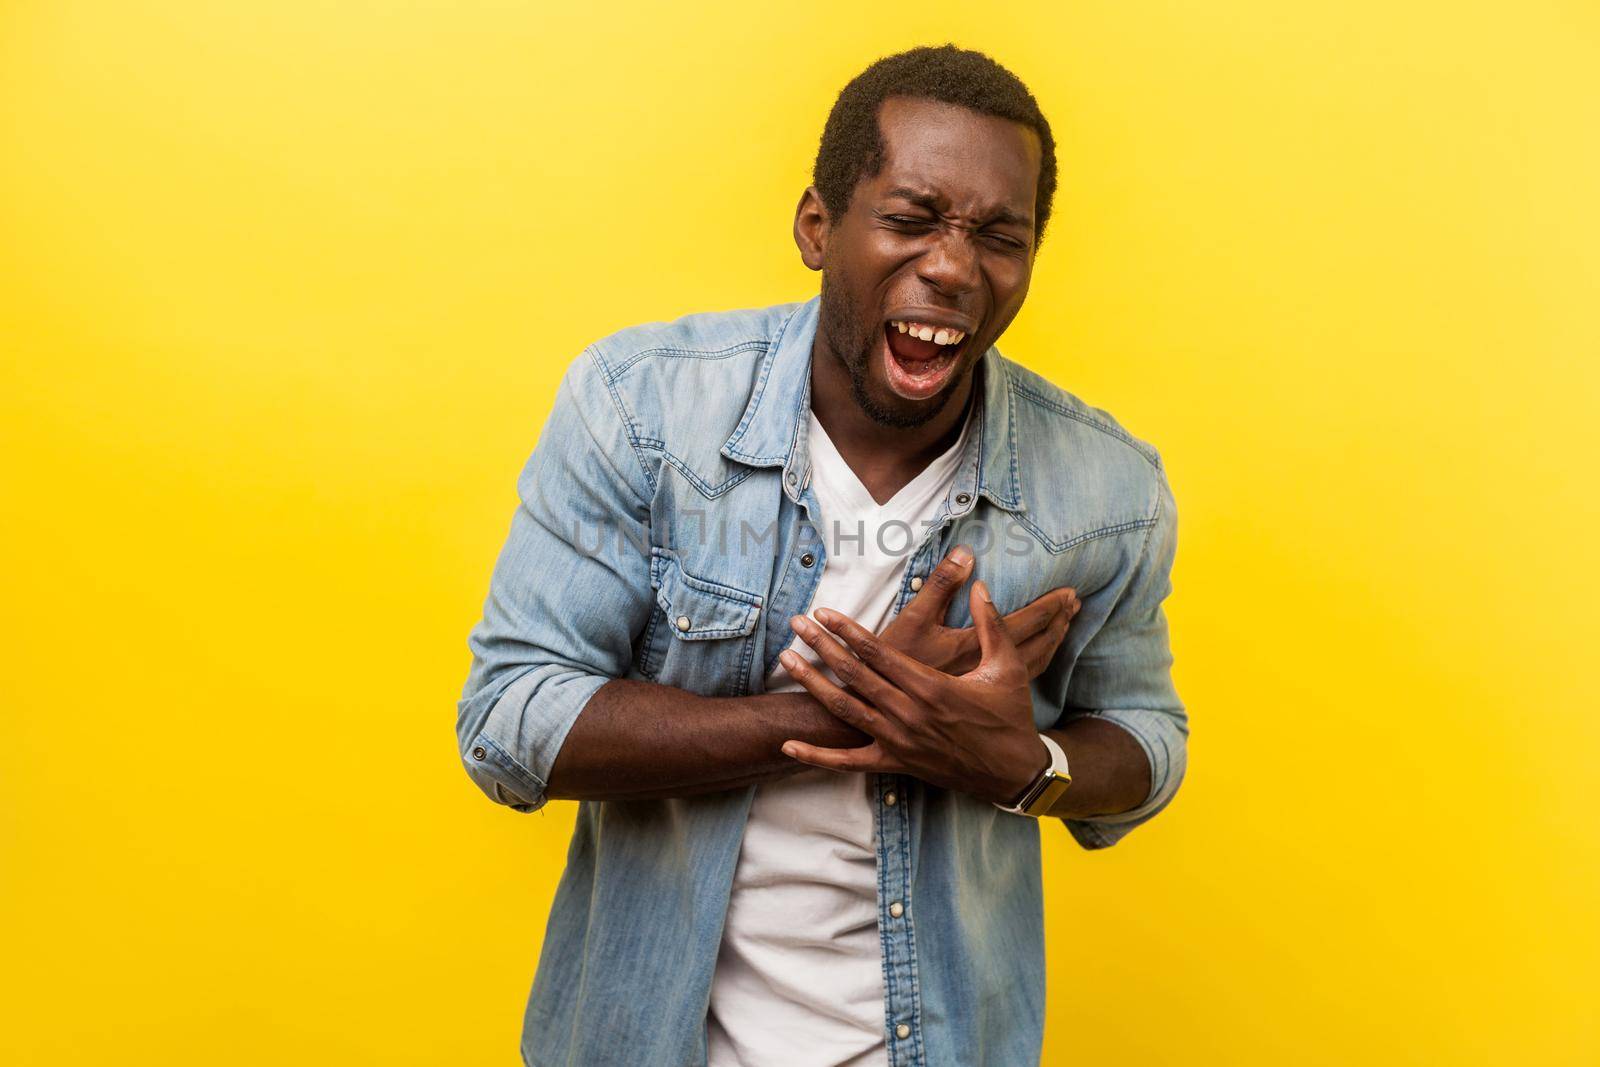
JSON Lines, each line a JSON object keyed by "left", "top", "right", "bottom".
{"left": 650, "top": 550, "right": 763, "bottom": 640}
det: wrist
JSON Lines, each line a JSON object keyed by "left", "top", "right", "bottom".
{"left": 996, "top": 733, "right": 1053, "bottom": 807}
{"left": 995, "top": 732, "right": 1072, "bottom": 816}
{"left": 790, "top": 693, "right": 872, "bottom": 748}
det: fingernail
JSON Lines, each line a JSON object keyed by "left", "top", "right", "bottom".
{"left": 781, "top": 742, "right": 798, "bottom": 758}
{"left": 790, "top": 615, "right": 813, "bottom": 634}
{"left": 950, "top": 544, "right": 973, "bottom": 566}
{"left": 812, "top": 607, "right": 835, "bottom": 626}
{"left": 975, "top": 580, "right": 992, "bottom": 604}
{"left": 779, "top": 649, "right": 799, "bottom": 669}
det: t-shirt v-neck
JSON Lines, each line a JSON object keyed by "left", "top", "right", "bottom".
{"left": 806, "top": 407, "right": 973, "bottom": 522}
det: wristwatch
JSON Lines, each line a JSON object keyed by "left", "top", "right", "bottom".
{"left": 995, "top": 734, "right": 1072, "bottom": 817}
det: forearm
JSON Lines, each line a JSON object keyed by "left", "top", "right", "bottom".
{"left": 545, "top": 678, "right": 870, "bottom": 802}
{"left": 1038, "top": 717, "right": 1152, "bottom": 819}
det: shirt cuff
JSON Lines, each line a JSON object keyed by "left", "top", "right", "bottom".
{"left": 460, "top": 667, "right": 609, "bottom": 813}
{"left": 1060, "top": 707, "right": 1188, "bottom": 850}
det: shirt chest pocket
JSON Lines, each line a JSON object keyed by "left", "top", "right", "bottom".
{"left": 639, "top": 547, "right": 764, "bottom": 696}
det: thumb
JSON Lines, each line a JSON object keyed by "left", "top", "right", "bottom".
{"left": 901, "top": 543, "right": 974, "bottom": 625}
{"left": 968, "top": 578, "right": 1022, "bottom": 678}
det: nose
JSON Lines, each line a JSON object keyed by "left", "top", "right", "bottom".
{"left": 915, "top": 227, "right": 981, "bottom": 297}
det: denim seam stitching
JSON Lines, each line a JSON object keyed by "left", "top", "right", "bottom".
{"left": 476, "top": 733, "right": 545, "bottom": 797}
{"left": 651, "top": 549, "right": 763, "bottom": 640}
{"left": 1087, "top": 487, "right": 1167, "bottom": 810}
{"left": 972, "top": 362, "right": 1024, "bottom": 511}
{"left": 1013, "top": 513, "right": 1157, "bottom": 555}
{"left": 642, "top": 447, "right": 757, "bottom": 499}
{"left": 637, "top": 602, "right": 664, "bottom": 679}
{"left": 763, "top": 524, "right": 820, "bottom": 680}
{"left": 591, "top": 346, "right": 659, "bottom": 493}
{"left": 1003, "top": 376, "right": 1024, "bottom": 507}
{"left": 1010, "top": 381, "right": 1163, "bottom": 470}
{"left": 735, "top": 618, "right": 757, "bottom": 697}
{"left": 723, "top": 304, "right": 800, "bottom": 463}
{"left": 606, "top": 338, "right": 768, "bottom": 380}
{"left": 1057, "top": 483, "right": 1168, "bottom": 849}
{"left": 875, "top": 798, "right": 900, "bottom": 1062}
{"left": 900, "top": 792, "right": 926, "bottom": 1066}
{"left": 652, "top": 548, "right": 765, "bottom": 606}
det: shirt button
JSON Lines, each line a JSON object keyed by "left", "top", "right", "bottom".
{"left": 471, "top": 746, "right": 486, "bottom": 761}
{"left": 889, "top": 901, "right": 904, "bottom": 918}
{"left": 800, "top": 552, "right": 815, "bottom": 568}
{"left": 675, "top": 615, "right": 692, "bottom": 631}
{"left": 895, "top": 1024, "right": 911, "bottom": 1040}
{"left": 955, "top": 492, "right": 972, "bottom": 506}
{"left": 909, "top": 576, "right": 924, "bottom": 592}
{"left": 884, "top": 791, "right": 898, "bottom": 806}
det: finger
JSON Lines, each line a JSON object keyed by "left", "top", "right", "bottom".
{"left": 1016, "top": 602, "right": 1074, "bottom": 677}
{"left": 969, "top": 579, "right": 1024, "bottom": 678}
{"left": 945, "top": 628, "right": 982, "bottom": 676}
{"left": 956, "top": 588, "right": 1080, "bottom": 673}
{"left": 899, "top": 543, "right": 975, "bottom": 626}
{"left": 810, "top": 607, "right": 947, "bottom": 704}
{"left": 789, "top": 617, "right": 910, "bottom": 724}
{"left": 1000, "top": 587, "right": 1076, "bottom": 643}
{"left": 779, "top": 646, "right": 896, "bottom": 740}
{"left": 780, "top": 738, "right": 888, "bottom": 774}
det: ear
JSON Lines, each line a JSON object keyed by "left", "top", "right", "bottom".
{"left": 793, "top": 186, "right": 830, "bottom": 272}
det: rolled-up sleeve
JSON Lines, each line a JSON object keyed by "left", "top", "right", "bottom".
{"left": 1058, "top": 462, "right": 1188, "bottom": 850}
{"left": 456, "top": 347, "right": 654, "bottom": 812}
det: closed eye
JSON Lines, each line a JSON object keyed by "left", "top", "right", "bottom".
{"left": 884, "top": 213, "right": 1026, "bottom": 251}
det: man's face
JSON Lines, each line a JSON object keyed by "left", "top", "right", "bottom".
{"left": 803, "top": 95, "right": 1042, "bottom": 429}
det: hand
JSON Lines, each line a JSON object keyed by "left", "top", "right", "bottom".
{"left": 879, "top": 544, "right": 1081, "bottom": 679}
{"left": 779, "top": 579, "right": 1052, "bottom": 807}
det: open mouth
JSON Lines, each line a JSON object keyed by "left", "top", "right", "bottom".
{"left": 881, "top": 319, "right": 970, "bottom": 400}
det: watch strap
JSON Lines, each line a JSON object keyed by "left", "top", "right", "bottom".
{"left": 996, "top": 734, "right": 1072, "bottom": 817}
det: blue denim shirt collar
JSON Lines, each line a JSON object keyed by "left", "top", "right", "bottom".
{"left": 719, "top": 293, "right": 1026, "bottom": 515}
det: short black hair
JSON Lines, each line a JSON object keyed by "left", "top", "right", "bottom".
{"left": 812, "top": 44, "right": 1058, "bottom": 247}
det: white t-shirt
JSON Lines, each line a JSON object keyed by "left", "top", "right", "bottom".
{"left": 705, "top": 404, "right": 972, "bottom": 1067}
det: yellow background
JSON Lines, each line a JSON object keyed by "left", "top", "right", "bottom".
{"left": 3, "top": 2, "right": 1597, "bottom": 1063}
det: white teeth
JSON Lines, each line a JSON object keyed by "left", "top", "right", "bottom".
{"left": 890, "top": 320, "right": 966, "bottom": 346}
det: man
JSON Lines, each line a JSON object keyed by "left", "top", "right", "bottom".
{"left": 458, "top": 44, "right": 1187, "bottom": 1067}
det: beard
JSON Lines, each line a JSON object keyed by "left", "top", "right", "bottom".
{"left": 818, "top": 270, "right": 958, "bottom": 430}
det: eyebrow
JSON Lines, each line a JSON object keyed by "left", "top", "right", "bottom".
{"left": 884, "top": 186, "right": 1034, "bottom": 230}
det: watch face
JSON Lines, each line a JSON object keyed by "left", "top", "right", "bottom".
{"left": 1017, "top": 771, "right": 1052, "bottom": 809}
{"left": 1024, "top": 774, "right": 1073, "bottom": 816}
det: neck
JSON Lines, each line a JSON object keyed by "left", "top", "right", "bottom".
{"left": 808, "top": 340, "right": 978, "bottom": 474}
{"left": 806, "top": 334, "right": 978, "bottom": 507}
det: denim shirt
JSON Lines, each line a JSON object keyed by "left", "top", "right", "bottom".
{"left": 457, "top": 294, "right": 1188, "bottom": 1067}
